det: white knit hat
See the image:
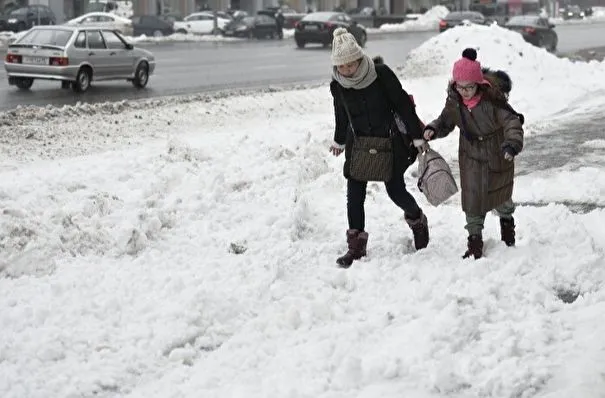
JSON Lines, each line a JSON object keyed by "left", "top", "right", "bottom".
{"left": 331, "top": 27, "right": 363, "bottom": 66}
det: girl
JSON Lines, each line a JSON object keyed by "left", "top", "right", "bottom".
{"left": 424, "top": 48, "right": 524, "bottom": 259}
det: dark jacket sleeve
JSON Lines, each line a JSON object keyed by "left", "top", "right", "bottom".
{"left": 496, "top": 106, "right": 524, "bottom": 155}
{"left": 426, "top": 97, "right": 457, "bottom": 139}
{"left": 329, "top": 81, "right": 348, "bottom": 145}
{"left": 376, "top": 64, "right": 424, "bottom": 139}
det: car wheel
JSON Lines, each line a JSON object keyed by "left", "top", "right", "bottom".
{"left": 16, "top": 78, "right": 33, "bottom": 90}
{"left": 176, "top": 29, "right": 187, "bottom": 34}
{"left": 60, "top": 81, "right": 71, "bottom": 89}
{"left": 73, "top": 67, "right": 92, "bottom": 93}
{"left": 132, "top": 61, "right": 149, "bottom": 89}
{"left": 211, "top": 28, "right": 222, "bottom": 35}
{"left": 17, "top": 22, "right": 26, "bottom": 32}
{"left": 153, "top": 30, "right": 163, "bottom": 37}
{"left": 296, "top": 39, "right": 305, "bottom": 49}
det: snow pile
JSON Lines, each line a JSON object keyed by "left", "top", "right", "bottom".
{"left": 400, "top": 23, "right": 605, "bottom": 125}
{"left": 127, "top": 32, "right": 246, "bottom": 44}
{"left": 1, "top": 84, "right": 605, "bottom": 398}
{"left": 378, "top": 5, "right": 449, "bottom": 32}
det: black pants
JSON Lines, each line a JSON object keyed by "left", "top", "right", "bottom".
{"left": 347, "top": 176, "right": 421, "bottom": 231}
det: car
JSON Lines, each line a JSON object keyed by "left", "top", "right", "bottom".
{"left": 439, "top": 11, "right": 487, "bottom": 32}
{"left": 4, "top": 25, "right": 155, "bottom": 92}
{"left": 173, "top": 12, "right": 231, "bottom": 34}
{"left": 131, "top": 15, "right": 175, "bottom": 37}
{"left": 504, "top": 15, "right": 557, "bottom": 51}
{"left": 294, "top": 12, "right": 366, "bottom": 49}
{"left": 223, "top": 15, "right": 281, "bottom": 39}
{"left": 0, "top": 5, "right": 56, "bottom": 32}
{"left": 65, "top": 12, "right": 134, "bottom": 37}
{"left": 562, "top": 5, "right": 584, "bottom": 20}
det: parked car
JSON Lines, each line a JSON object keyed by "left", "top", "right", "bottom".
{"left": 65, "top": 12, "right": 134, "bottom": 37}
{"left": 439, "top": 11, "right": 487, "bottom": 32}
{"left": 0, "top": 5, "right": 56, "bottom": 32}
{"left": 223, "top": 14, "right": 281, "bottom": 39}
{"left": 505, "top": 15, "right": 557, "bottom": 51}
{"left": 131, "top": 15, "right": 175, "bottom": 37}
{"left": 294, "top": 12, "right": 367, "bottom": 49}
{"left": 173, "top": 12, "right": 231, "bottom": 34}
{"left": 4, "top": 26, "right": 155, "bottom": 92}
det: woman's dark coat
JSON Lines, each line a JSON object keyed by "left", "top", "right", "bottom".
{"left": 330, "top": 59, "right": 424, "bottom": 179}
{"left": 426, "top": 74, "right": 524, "bottom": 215}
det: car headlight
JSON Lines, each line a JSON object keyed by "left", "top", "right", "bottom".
{"left": 8, "top": 18, "right": 18, "bottom": 23}
{"left": 236, "top": 26, "right": 247, "bottom": 31}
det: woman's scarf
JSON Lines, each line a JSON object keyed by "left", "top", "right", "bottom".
{"left": 332, "top": 55, "right": 377, "bottom": 90}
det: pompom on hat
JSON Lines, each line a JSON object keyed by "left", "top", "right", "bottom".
{"left": 452, "top": 48, "right": 490, "bottom": 85}
{"left": 331, "top": 27, "right": 364, "bottom": 66}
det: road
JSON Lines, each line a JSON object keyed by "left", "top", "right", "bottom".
{"left": 0, "top": 23, "right": 603, "bottom": 111}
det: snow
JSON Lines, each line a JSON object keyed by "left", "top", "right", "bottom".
{"left": 1, "top": 23, "right": 605, "bottom": 398}
{"left": 376, "top": 6, "right": 449, "bottom": 32}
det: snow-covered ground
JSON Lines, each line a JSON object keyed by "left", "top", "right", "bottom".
{"left": 1, "top": 24, "right": 605, "bottom": 398}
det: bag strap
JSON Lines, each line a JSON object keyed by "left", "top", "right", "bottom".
{"left": 337, "top": 86, "right": 357, "bottom": 139}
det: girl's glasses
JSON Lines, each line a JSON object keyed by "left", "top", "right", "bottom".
{"left": 456, "top": 84, "right": 477, "bottom": 92}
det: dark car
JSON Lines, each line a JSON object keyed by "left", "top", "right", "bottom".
{"left": 294, "top": 12, "right": 366, "bottom": 49}
{"left": 222, "top": 15, "right": 281, "bottom": 39}
{"left": 439, "top": 11, "right": 487, "bottom": 32}
{"left": 505, "top": 15, "right": 557, "bottom": 51}
{"left": 0, "top": 5, "right": 56, "bottom": 32}
{"left": 131, "top": 15, "right": 175, "bottom": 37}
{"left": 562, "top": 5, "right": 583, "bottom": 20}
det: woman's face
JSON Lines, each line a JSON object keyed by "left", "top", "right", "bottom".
{"left": 455, "top": 80, "right": 478, "bottom": 100}
{"left": 337, "top": 60, "right": 361, "bottom": 77}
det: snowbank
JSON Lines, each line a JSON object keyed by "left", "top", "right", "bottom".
{"left": 1, "top": 22, "right": 605, "bottom": 398}
{"left": 378, "top": 5, "right": 449, "bottom": 32}
{"left": 400, "top": 23, "right": 605, "bottom": 127}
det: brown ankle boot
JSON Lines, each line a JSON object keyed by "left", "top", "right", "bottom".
{"left": 462, "top": 234, "right": 483, "bottom": 259}
{"left": 500, "top": 217, "right": 516, "bottom": 247}
{"left": 405, "top": 211, "right": 429, "bottom": 250}
{"left": 336, "top": 229, "right": 368, "bottom": 268}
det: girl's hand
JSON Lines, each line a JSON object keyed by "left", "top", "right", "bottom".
{"left": 423, "top": 129, "right": 435, "bottom": 141}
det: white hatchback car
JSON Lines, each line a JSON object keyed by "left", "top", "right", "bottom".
{"left": 173, "top": 12, "right": 231, "bottom": 34}
{"left": 65, "top": 12, "right": 134, "bottom": 37}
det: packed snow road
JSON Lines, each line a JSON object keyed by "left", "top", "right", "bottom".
{"left": 0, "top": 22, "right": 604, "bottom": 111}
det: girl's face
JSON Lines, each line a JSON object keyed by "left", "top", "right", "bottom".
{"left": 455, "top": 80, "right": 478, "bottom": 100}
{"left": 337, "top": 60, "right": 361, "bottom": 77}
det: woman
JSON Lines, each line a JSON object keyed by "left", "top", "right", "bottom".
{"left": 329, "top": 27, "right": 429, "bottom": 268}
{"left": 423, "top": 48, "right": 524, "bottom": 259}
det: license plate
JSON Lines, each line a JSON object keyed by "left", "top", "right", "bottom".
{"left": 305, "top": 25, "right": 318, "bottom": 30}
{"left": 22, "top": 56, "right": 48, "bottom": 65}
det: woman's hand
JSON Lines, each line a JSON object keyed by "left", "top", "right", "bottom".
{"left": 330, "top": 142, "right": 345, "bottom": 156}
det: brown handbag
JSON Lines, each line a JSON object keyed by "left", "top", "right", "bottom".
{"left": 339, "top": 88, "right": 394, "bottom": 182}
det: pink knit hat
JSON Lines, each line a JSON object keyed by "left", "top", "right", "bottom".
{"left": 452, "top": 48, "right": 490, "bottom": 85}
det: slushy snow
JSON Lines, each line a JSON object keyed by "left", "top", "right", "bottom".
{"left": 1, "top": 24, "right": 604, "bottom": 398}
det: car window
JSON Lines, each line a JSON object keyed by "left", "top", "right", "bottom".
{"left": 82, "top": 16, "right": 99, "bottom": 22}
{"left": 98, "top": 16, "right": 114, "bottom": 22}
{"left": 101, "top": 30, "right": 126, "bottom": 49}
{"left": 74, "top": 31, "right": 86, "bottom": 48}
{"left": 17, "top": 28, "right": 74, "bottom": 47}
{"left": 87, "top": 30, "right": 106, "bottom": 49}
